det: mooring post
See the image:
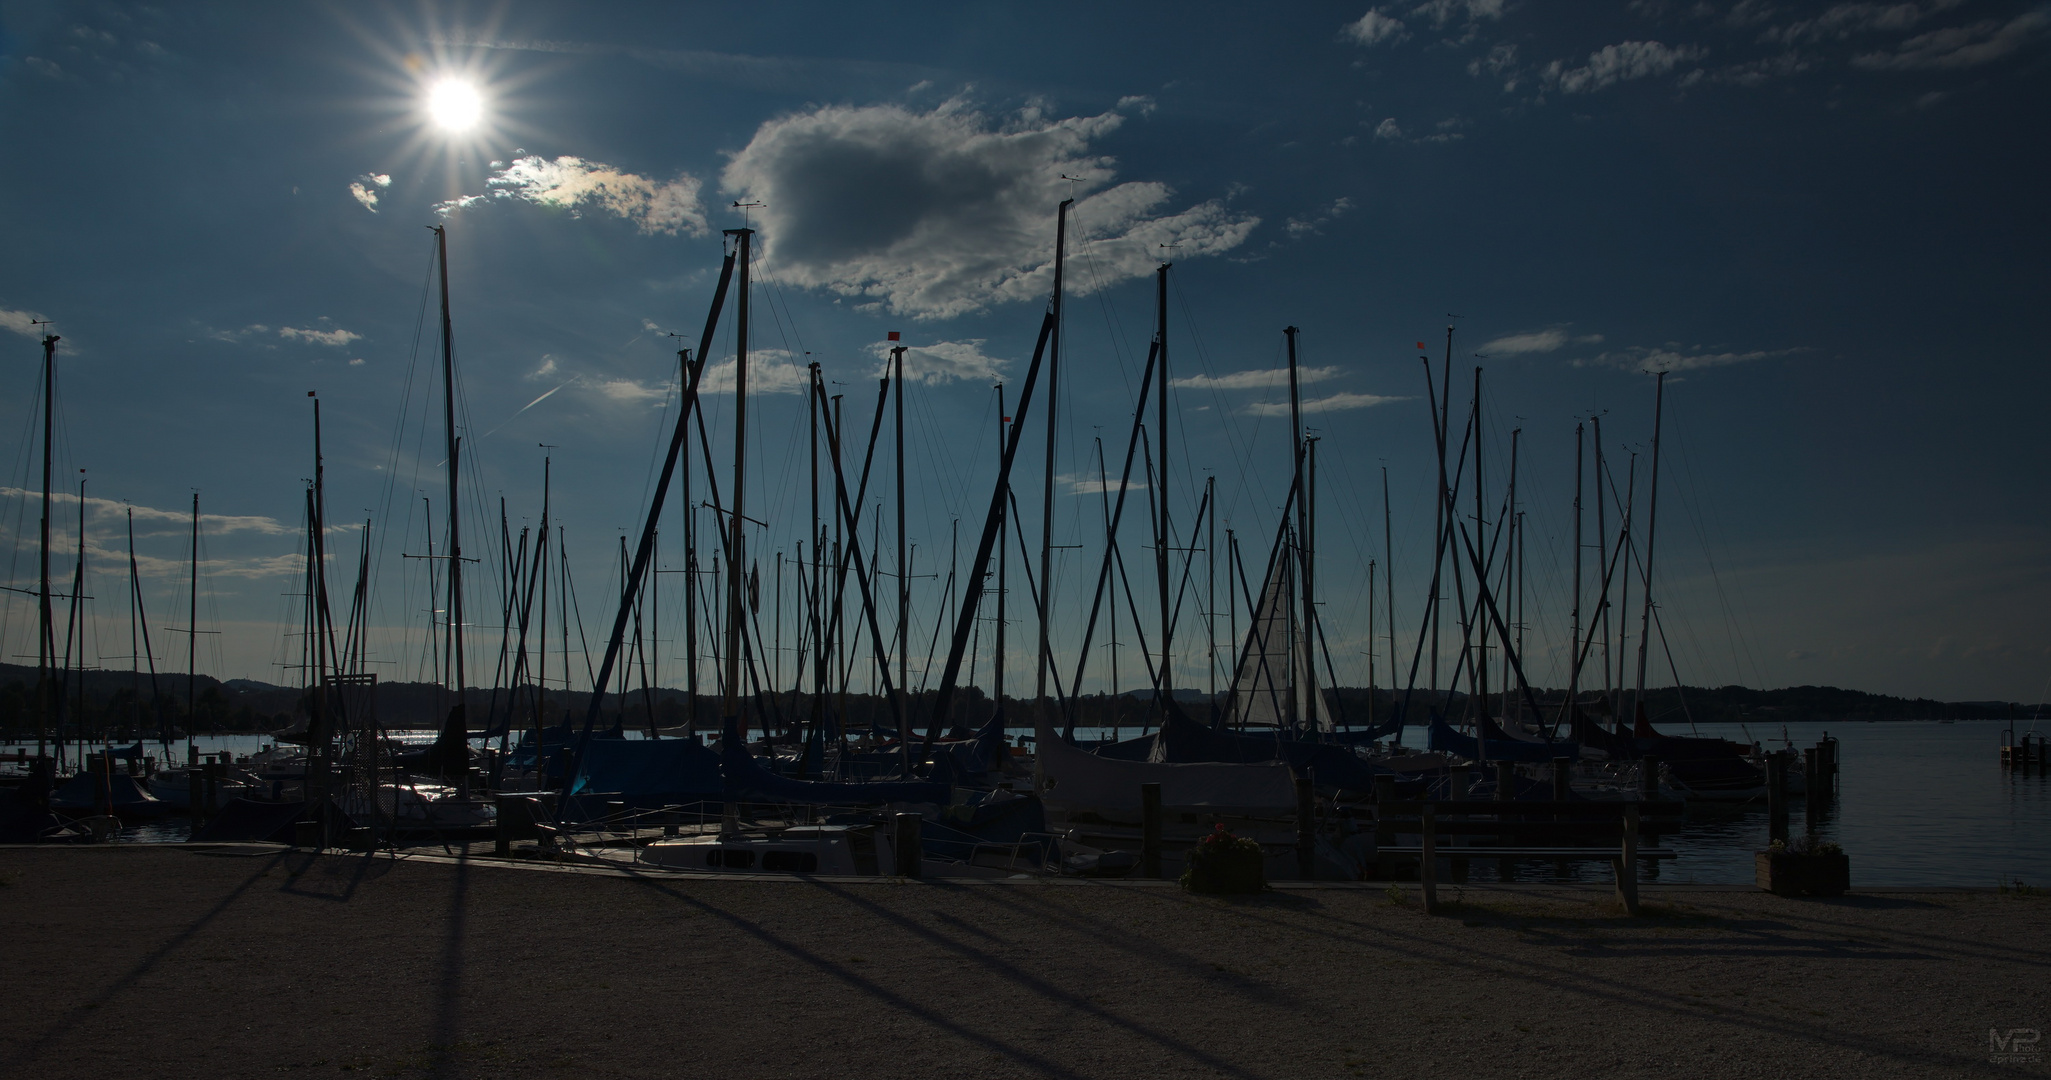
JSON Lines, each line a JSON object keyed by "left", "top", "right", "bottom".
{"left": 893, "top": 811, "right": 923, "bottom": 879}
{"left": 1616, "top": 802, "right": 1640, "bottom": 915}
{"left": 1295, "top": 776, "right": 1316, "bottom": 880}
{"left": 1767, "top": 750, "right": 1789, "bottom": 844}
{"left": 1371, "top": 775, "right": 1396, "bottom": 880}
{"left": 1420, "top": 801, "right": 1438, "bottom": 914}
{"left": 1552, "top": 757, "right": 1571, "bottom": 801}
{"left": 1140, "top": 782, "right": 1163, "bottom": 879}
{"left": 1494, "top": 760, "right": 1516, "bottom": 881}
{"left": 1495, "top": 760, "right": 1515, "bottom": 801}
{"left": 187, "top": 771, "right": 204, "bottom": 828}
{"left": 1639, "top": 755, "right": 1659, "bottom": 800}
{"left": 493, "top": 795, "right": 511, "bottom": 856}
{"left": 1803, "top": 746, "right": 1820, "bottom": 826}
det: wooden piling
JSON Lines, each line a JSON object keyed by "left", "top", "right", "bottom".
{"left": 1420, "top": 802, "right": 1438, "bottom": 914}
{"left": 893, "top": 812, "right": 922, "bottom": 879}
{"left": 1616, "top": 802, "right": 1640, "bottom": 915}
{"left": 1295, "top": 777, "right": 1315, "bottom": 880}
{"left": 1639, "top": 755, "right": 1659, "bottom": 800}
{"left": 493, "top": 795, "right": 512, "bottom": 855}
{"left": 1767, "top": 750, "right": 1789, "bottom": 844}
{"left": 187, "top": 772, "right": 204, "bottom": 827}
{"left": 1371, "top": 775, "right": 1395, "bottom": 880}
{"left": 1551, "top": 757, "right": 1571, "bottom": 801}
{"left": 1140, "top": 782, "right": 1163, "bottom": 880}
{"left": 1803, "top": 746, "right": 1821, "bottom": 825}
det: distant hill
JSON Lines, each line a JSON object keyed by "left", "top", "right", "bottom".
{"left": 0, "top": 662, "right": 2035, "bottom": 738}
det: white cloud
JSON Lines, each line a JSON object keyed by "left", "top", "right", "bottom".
{"left": 1284, "top": 197, "right": 1355, "bottom": 238}
{"left": 349, "top": 358, "right": 366, "bottom": 366}
{"left": 867, "top": 338, "right": 1009, "bottom": 384}
{"left": 442, "top": 155, "right": 709, "bottom": 236}
{"left": 1173, "top": 365, "right": 1343, "bottom": 391}
{"left": 1246, "top": 391, "right": 1408, "bottom": 416}
{"left": 591, "top": 377, "right": 670, "bottom": 404}
{"left": 1116, "top": 94, "right": 1158, "bottom": 117}
{"left": 1851, "top": 11, "right": 2048, "bottom": 70}
{"left": 349, "top": 172, "right": 390, "bottom": 212}
{"left": 0, "top": 487, "right": 294, "bottom": 536}
{"left": 1062, "top": 473, "right": 1147, "bottom": 496}
{"left": 1480, "top": 329, "right": 1570, "bottom": 354}
{"left": 1373, "top": 118, "right": 1404, "bottom": 139}
{"left": 279, "top": 326, "right": 361, "bottom": 347}
{"left": 1411, "top": 0, "right": 1505, "bottom": 29}
{"left": 1762, "top": 1, "right": 1967, "bottom": 45}
{"left": 2, "top": 306, "right": 49, "bottom": 339}
{"left": 1343, "top": 9, "right": 1409, "bottom": 47}
{"left": 1544, "top": 41, "right": 1706, "bottom": 94}
{"left": 720, "top": 99, "right": 1258, "bottom": 319}
{"left": 695, "top": 348, "right": 809, "bottom": 395}
{"left": 1574, "top": 345, "right": 1801, "bottom": 373}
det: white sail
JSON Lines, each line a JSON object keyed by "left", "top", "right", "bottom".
{"left": 1222, "top": 525, "right": 1331, "bottom": 732}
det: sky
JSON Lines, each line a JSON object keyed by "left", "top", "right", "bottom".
{"left": 0, "top": 1, "right": 2046, "bottom": 705}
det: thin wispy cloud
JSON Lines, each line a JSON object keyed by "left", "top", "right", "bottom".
{"left": 279, "top": 326, "right": 361, "bottom": 347}
{"left": 1851, "top": 11, "right": 2049, "bottom": 70}
{"left": 1173, "top": 365, "right": 1342, "bottom": 391}
{"left": 721, "top": 98, "right": 1258, "bottom": 318}
{"left": 1062, "top": 473, "right": 1147, "bottom": 497}
{"left": 1544, "top": 41, "right": 1706, "bottom": 94}
{"left": 1478, "top": 329, "right": 1604, "bottom": 355}
{"left": 2, "top": 306, "right": 50, "bottom": 339}
{"left": 1245, "top": 391, "right": 1408, "bottom": 415}
{"left": 1285, "top": 197, "right": 1355, "bottom": 238}
{"left": 1574, "top": 344, "right": 1802, "bottom": 373}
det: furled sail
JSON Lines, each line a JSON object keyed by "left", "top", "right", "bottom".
{"left": 1221, "top": 523, "right": 1331, "bottom": 732}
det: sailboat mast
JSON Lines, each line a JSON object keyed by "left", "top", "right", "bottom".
{"left": 435, "top": 226, "right": 465, "bottom": 723}
{"left": 1036, "top": 200, "right": 1070, "bottom": 725}
{"left": 1381, "top": 464, "right": 1396, "bottom": 736}
{"left": 994, "top": 384, "right": 1007, "bottom": 714}
{"left": 1632, "top": 371, "right": 1667, "bottom": 726}
{"left": 893, "top": 343, "right": 908, "bottom": 745}
{"left": 1568, "top": 422, "right": 1585, "bottom": 729}
{"left": 1154, "top": 263, "right": 1171, "bottom": 714}
{"left": 724, "top": 227, "right": 752, "bottom": 729}
{"left": 37, "top": 331, "right": 57, "bottom": 760}
{"left": 1283, "top": 326, "right": 1312, "bottom": 732}
{"left": 809, "top": 361, "right": 824, "bottom": 749}
{"left": 186, "top": 493, "right": 198, "bottom": 761}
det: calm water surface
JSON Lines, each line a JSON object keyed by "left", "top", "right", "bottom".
{"left": 12, "top": 719, "right": 2046, "bottom": 886}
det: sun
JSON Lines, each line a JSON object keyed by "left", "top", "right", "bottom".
{"left": 426, "top": 78, "right": 483, "bottom": 132}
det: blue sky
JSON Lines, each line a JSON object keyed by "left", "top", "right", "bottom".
{"left": 0, "top": 1, "right": 2046, "bottom": 703}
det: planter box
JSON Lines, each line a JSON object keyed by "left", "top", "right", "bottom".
{"left": 1182, "top": 845, "right": 1267, "bottom": 895}
{"left": 1756, "top": 851, "right": 1849, "bottom": 897}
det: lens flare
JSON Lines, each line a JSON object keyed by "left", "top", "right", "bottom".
{"left": 426, "top": 78, "right": 482, "bottom": 132}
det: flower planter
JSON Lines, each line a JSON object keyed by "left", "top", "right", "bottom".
{"left": 1182, "top": 830, "right": 1267, "bottom": 895}
{"left": 1756, "top": 851, "right": 1849, "bottom": 897}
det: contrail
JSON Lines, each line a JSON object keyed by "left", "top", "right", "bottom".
{"left": 480, "top": 379, "right": 573, "bottom": 439}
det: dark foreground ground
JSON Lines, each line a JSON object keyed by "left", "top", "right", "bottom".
{"left": 0, "top": 846, "right": 2044, "bottom": 1079}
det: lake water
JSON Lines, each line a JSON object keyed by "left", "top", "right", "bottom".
{"left": 11, "top": 719, "right": 2046, "bottom": 887}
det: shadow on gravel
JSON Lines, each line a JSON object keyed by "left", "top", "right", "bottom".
{"left": 1, "top": 847, "right": 291, "bottom": 1071}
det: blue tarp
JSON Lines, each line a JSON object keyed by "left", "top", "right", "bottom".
{"left": 569, "top": 737, "right": 724, "bottom": 807}
{"left": 1428, "top": 718, "right": 1580, "bottom": 763}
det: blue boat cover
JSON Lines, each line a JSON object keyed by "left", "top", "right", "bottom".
{"left": 49, "top": 771, "right": 163, "bottom": 814}
{"left": 721, "top": 720, "right": 950, "bottom": 805}
{"left": 1428, "top": 718, "right": 1579, "bottom": 763}
{"left": 569, "top": 737, "right": 724, "bottom": 806}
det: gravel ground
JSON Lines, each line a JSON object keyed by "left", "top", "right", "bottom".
{"left": 0, "top": 845, "right": 2044, "bottom": 1079}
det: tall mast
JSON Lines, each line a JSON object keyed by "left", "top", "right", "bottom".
{"left": 994, "top": 384, "right": 1008, "bottom": 716}
{"left": 723, "top": 227, "right": 752, "bottom": 733}
{"left": 1472, "top": 367, "right": 1486, "bottom": 721}
{"left": 1632, "top": 371, "right": 1668, "bottom": 728}
{"left": 1283, "top": 326, "right": 1313, "bottom": 733}
{"left": 1154, "top": 262, "right": 1171, "bottom": 715}
{"left": 1206, "top": 474, "right": 1217, "bottom": 708}
{"left": 36, "top": 331, "right": 57, "bottom": 760}
{"left": 1381, "top": 464, "right": 1396, "bottom": 738}
{"left": 1306, "top": 434, "right": 1321, "bottom": 731}
{"left": 893, "top": 343, "right": 908, "bottom": 749}
{"left": 809, "top": 361, "right": 824, "bottom": 751}
{"left": 538, "top": 448, "right": 552, "bottom": 732}
{"left": 1591, "top": 416, "right": 1609, "bottom": 720}
{"left": 1615, "top": 452, "right": 1637, "bottom": 732}
{"left": 1035, "top": 200, "right": 1071, "bottom": 726}
{"left": 435, "top": 226, "right": 466, "bottom": 730}
{"left": 1568, "top": 422, "right": 1585, "bottom": 731}
{"left": 186, "top": 493, "right": 198, "bottom": 761}
{"left": 684, "top": 352, "right": 698, "bottom": 732}
{"left": 1504, "top": 426, "right": 1520, "bottom": 720}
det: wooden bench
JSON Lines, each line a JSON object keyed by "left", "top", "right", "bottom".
{"left": 1369, "top": 800, "right": 1671, "bottom": 915}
